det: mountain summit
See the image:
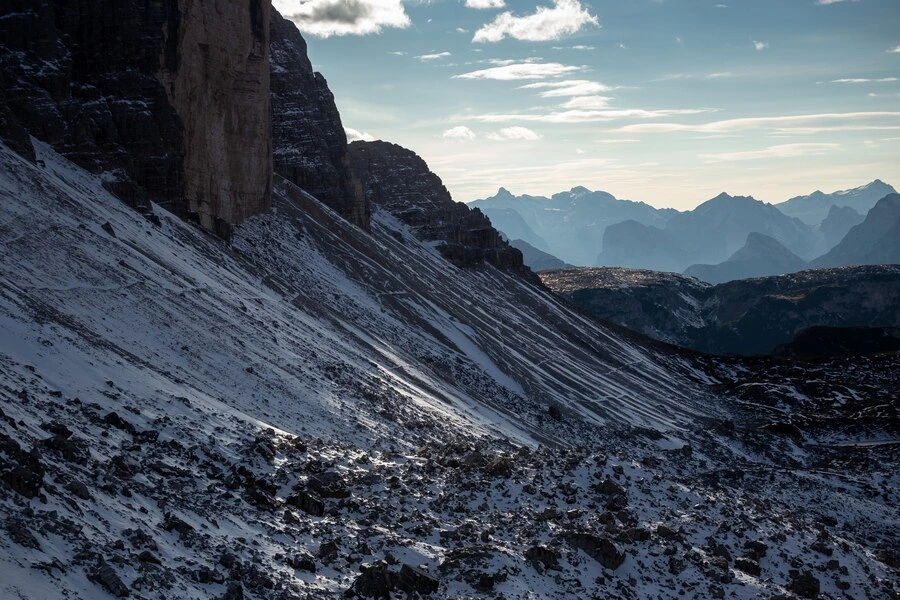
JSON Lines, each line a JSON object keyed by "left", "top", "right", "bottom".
{"left": 684, "top": 232, "right": 807, "bottom": 284}
{"left": 812, "top": 193, "right": 900, "bottom": 268}
{"left": 471, "top": 186, "right": 673, "bottom": 266}
{"left": 777, "top": 180, "right": 897, "bottom": 226}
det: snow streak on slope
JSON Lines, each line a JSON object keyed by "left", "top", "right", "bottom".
{"left": 1, "top": 141, "right": 714, "bottom": 454}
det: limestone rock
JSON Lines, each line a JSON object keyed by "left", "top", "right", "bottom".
{"left": 159, "top": 0, "right": 272, "bottom": 236}
{"left": 269, "top": 11, "right": 367, "bottom": 229}
{"left": 347, "top": 140, "right": 534, "bottom": 277}
{"left": 0, "top": 0, "right": 272, "bottom": 237}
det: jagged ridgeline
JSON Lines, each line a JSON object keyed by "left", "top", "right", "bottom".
{"left": 0, "top": 1, "right": 528, "bottom": 273}
{"left": 0, "top": 1, "right": 364, "bottom": 238}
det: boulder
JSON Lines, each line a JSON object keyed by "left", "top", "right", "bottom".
{"left": 566, "top": 534, "right": 626, "bottom": 570}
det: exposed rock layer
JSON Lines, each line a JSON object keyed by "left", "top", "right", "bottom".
{"left": 159, "top": 0, "right": 273, "bottom": 236}
{"left": 347, "top": 140, "right": 532, "bottom": 276}
{"left": 0, "top": 0, "right": 273, "bottom": 236}
{"left": 269, "top": 11, "right": 368, "bottom": 229}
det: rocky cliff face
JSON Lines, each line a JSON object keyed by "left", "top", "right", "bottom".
{"left": 347, "top": 140, "right": 532, "bottom": 276}
{"left": 542, "top": 265, "right": 900, "bottom": 355}
{"left": 269, "top": 11, "right": 368, "bottom": 229}
{"left": 159, "top": 0, "right": 273, "bottom": 236}
{"left": 0, "top": 0, "right": 272, "bottom": 236}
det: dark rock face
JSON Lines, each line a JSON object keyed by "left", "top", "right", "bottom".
{"left": 0, "top": 0, "right": 183, "bottom": 213}
{"left": 775, "top": 326, "right": 900, "bottom": 357}
{"left": 0, "top": 0, "right": 272, "bottom": 236}
{"left": 347, "top": 141, "right": 533, "bottom": 277}
{"left": 269, "top": 11, "right": 367, "bottom": 229}
{"left": 158, "top": 0, "right": 273, "bottom": 236}
{"left": 788, "top": 569, "right": 821, "bottom": 599}
{"left": 0, "top": 432, "right": 44, "bottom": 498}
{"left": 566, "top": 533, "right": 625, "bottom": 570}
{"left": 542, "top": 265, "right": 900, "bottom": 356}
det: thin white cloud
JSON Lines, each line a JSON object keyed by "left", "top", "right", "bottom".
{"left": 559, "top": 95, "right": 613, "bottom": 109}
{"left": 831, "top": 77, "right": 899, "bottom": 83}
{"left": 465, "top": 0, "right": 506, "bottom": 8}
{"left": 519, "top": 79, "right": 614, "bottom": 97}
{"left": 345, "top": 127, "right": 376, "bottom": 142}
{"left": 890, "top": 46, "right": 900, "bottom": 53}
{"left": 473, "top": 0, "right": 599, "bottom": 43}
{"left": 486, "top": 126, "right": 542, "bottom": 141}
{"left": 753, "top": 40, "right": 768, "bottom": 51}
{"left": 442, "top": 126, "right": 477, "bottom": 140}
{"left": 454, "top": 62, "right": 583, "bottom": 80}
{"left": 274, "top": 0, "right": 410, "bottom": 37}
{"left": 771, "top": 125, "right": 900, "bottom": 135}
{"left": 470, "top": 107, "right": 712, "bottom": 124}
{"left": 816, "top": 0, "right": 859, "bottom": 4}
{"left": 700, "top": 143, "right": 839, "bottom": 163}
{"left": 417, "top": 51, "right": 452, "bottom": 61}
{"left": 658, "top": 72, "right": 734, "bottom": 81}
{"left": 618, "top": 111, "right": 900, "bottom": 133}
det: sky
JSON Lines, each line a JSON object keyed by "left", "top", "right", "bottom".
{"left": 273, "top": 0, "right": 900, "bottom": 210}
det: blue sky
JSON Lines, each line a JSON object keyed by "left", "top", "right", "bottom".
{"left": 274, "top": 0, "right": 900, "bottom": 209}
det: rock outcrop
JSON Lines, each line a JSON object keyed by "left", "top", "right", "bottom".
{"left": 347, "top": 141, "right": 532, "bottom": 276}
{"left": 542, "top": 265, "right": 900, "bottom": 355}
{"left": 269, "top": 11, "right": 368, "bottom": 229}
{"left": 159, "top": 0, "right": 273, "bottom": 236}
{"left": 509, "top": 239, "right": 572, "bottom": 272}
{"left": 0, "top": 0, "right": 273, "bottom": 236}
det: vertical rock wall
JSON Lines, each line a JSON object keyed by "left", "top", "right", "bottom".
{"left": 0, "top": 0, "right": 184, "bottom": 211}
{"left": 269, "top": 11, "right": 368, "bottom": 230}
{"left": 159, "top": 0, "right": 273, "bottom": 236}
{"left": 0, "top": 0, "right": 273, "bottom": 237}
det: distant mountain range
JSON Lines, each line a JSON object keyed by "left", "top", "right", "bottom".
{"left": 685, "top": 232, "right": 807, "bottom": 285}
{"left": 776, "top": 179, "right": 896, "bottom": 226}
{"left": 471, "top": 180, "right": 898, "bottom": 282}
{"left": 686, "top": 193, "right": 900, "bottom": 283}
{"left": 812, "top": 193, "right": 900, "bottom": 268}
{"left": 470, "top": 186, "right": 675, "bottom": 267}
{"left": 509, "top": 239, "right": 573, "bottom": 271}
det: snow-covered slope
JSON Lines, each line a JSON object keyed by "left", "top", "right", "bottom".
{"left": 1, "top": 142, "right": 898, "bottom": 599}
